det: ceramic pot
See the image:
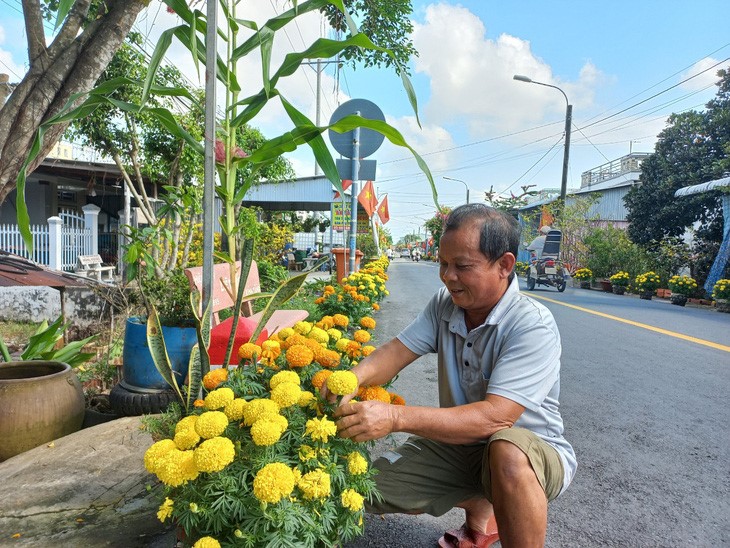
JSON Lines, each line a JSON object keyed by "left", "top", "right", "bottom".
{"left": 0, "top": 361, "right": 85, "bottom": 461}
{"left": 716, "top": 299, "right": 730, "bottom": 313}
{"left": 639, "top": 290, "right": 654, "bottom": 300}
{"left": 612, "top": 285, "right": 626, "bottom": 295}
{"left": 670, "top": 293, "right": 687, "bottom": 306}
{"left": 579, "top": 281, "right": 591, "bottom": 289}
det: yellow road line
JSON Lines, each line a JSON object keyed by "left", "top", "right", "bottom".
{"left": 528, "top": 293, "right": 730, "bottom": 353}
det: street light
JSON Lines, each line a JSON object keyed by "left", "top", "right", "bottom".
{"left": 443, "top": 176, "right": 470, "bottom": 204}
{"left": 513, "top": 74, "right": 572, "bottom": 207}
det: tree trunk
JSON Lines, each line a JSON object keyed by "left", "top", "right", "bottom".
{"left": 0, "top": 0, "right": 146, "bottom": 208}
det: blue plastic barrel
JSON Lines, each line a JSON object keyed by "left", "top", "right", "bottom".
{"left": 122, "top": 317, "right": 197, "bottom": 390}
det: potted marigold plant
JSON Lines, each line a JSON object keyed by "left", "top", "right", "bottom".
{"left": 635, "top": 271, "right": 661, "bottom": 300}
{"left": 609, "top": 271, "right": 630, "bottom": 295}
{"left": 573, "top": 268, "right": 593, "bottom": 289}
{"left": 712, "top": 278, "right": 730, "bottom": 313}
{"left": 667, "top": 275, "right": 697, "bottom": 307}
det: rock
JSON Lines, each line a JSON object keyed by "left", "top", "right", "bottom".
{"left": 0, "top": 416, "right": 172, "bottom": 546}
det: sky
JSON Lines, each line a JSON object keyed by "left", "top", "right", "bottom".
{"left": 1, "top": 1, "right": 729, "bottom": 242}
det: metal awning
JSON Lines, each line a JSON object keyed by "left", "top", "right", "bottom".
{"left": 0, "top": 253, "right": 86, "bottom": 288}
{"left": 242, "top": 175, "right": 339, "bottom": 211}
{"left": 674, "top": 176, "right": 730, "bottom": 197}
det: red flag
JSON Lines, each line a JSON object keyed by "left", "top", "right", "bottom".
{"left": 358, "top": 180, "right": 378, "bottom": 218}
{"left": 333, "top": 179, "right": 353, "bottom": 200}
{"left": 377, "top": 195, "right": 390, "bottom": 224}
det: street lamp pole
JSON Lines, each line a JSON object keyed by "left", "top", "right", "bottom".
{"left": 443, "top": 176, "right": 470, "bottom": 204}
{"left": 513, "top": 75, "right": 572, "bottom": 206}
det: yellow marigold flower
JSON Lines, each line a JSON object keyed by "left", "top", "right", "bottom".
{"left": 311, "top": 369, "right": 333, "bottom": 389}
{"left": 326, "top": 370, "right": 359, "bottom": 396}
{"left": 390, "top": 392, "right": 406, "bottom": 406}
{"left": 144, "top": 439, "right": 177, "bottom": 474}
{"left": 270, "top": 370, "right": 301, "bottom": 389}
{"left": 193, "top": 399, "right": 206, "bottom": 408}
{"left": 270, "top": 382, "right": 302, "bottom": 408}
{"left": 278, "top": 327, "right": 295, "bottom": 341}
{"left": 242, "top": 398, "right": 280, "bottom": 426}
{"left": 286, "top": 344, "right": 314, "bottom": 368}
{"left": 202, "top": 368, "right": 228, "bottom": 390}
{"left": 224, "top": 398, "right": 247, "bottom": 421}
{"left": 315, "top": 348, "right": 341, "bottom": 369}
{"left": 299, "top": 444, "right": 317, "bottom": 461}
{"left": 359, "top": 317, "right": 376, "bottom": 330}
{"left": 193, "top": 437, "right": 235, "bottom": 473}
{"left": 341, "top": 488, "right": 365, "bottom": 512}
{"left": 251, "top": 418, "right": 285, "bottom": 446}
{"left": 195, "top": 411, "right": 229, "bottom": 439}
{"left": 174, "top": 428, "right": 201, "bottom": 450}
{"left": 358, "top": 385, "right": 391, "bottom": 403}
{"left": 347, "top": 452, "right": 368, "bottom": 475}
{"left": 298, "top": 390, "right": 315, "bottom": 407}
{"left": 335, "top": 338, "right": 352, "bottom": 352}
{"left": 192, "top": 537, "right": 221, "bottom": 548}
{"left": 204, "top": 387, "right": 235, "bottom": 410}
{"left": 189, "top": 502, "right": 199, "bottom": 513}
{"left": 372, "top": 303, "right": 380, "bottom": 311}
{"left": 261, "top": 340, "right": 282, "bottom": 362}
{"left": 332, "top": 314, "right": 349, "bottom": 328}
{"left": 253, "top": 462, "right": 296, "bottom": 504}
{"left": 327, "top": 328, "right": 343, "bottom": 341}
{"left": 157, "top": 497, "right": 174, "bottom": 523}
{"left": 293, "top": 321, "right": 313, "bottom": 335}
{"left": 308, "top": 326, "right": 329, "bottom": 344}
{"left": 353, "top": 329, "right": 371, "bottom": 343}
{"left": 298, "top": 469, "right": 331, "bottom": 500}
{"left": 305, "top": 416, "right": 337, "bottom": 442}
{"left": 362, "top": 345, "right": 376, "bottom": 357}
{"left": 257, "top": 411, "right": 288, "bottom": 433}
{"left": 238, "top": 342, "right": 262, "bottom": 360}
{"left": 155, "top": 449, "right": 199, "bottom": 487}
{"left": 175, "top": 415, "right": 198, "bottom": 435}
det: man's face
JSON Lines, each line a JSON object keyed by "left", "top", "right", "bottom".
{"left": 438, "top": 220, "right": 511, "bottom": 323}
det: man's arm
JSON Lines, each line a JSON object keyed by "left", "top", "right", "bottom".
{"left": 335, "top": 393, "right": 525, "bottom": 444}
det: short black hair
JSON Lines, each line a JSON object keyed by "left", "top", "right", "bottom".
{"left": 443, "top": 204, "right": 521, "bottom": 263}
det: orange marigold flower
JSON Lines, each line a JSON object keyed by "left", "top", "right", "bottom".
{"left": 332, "top": 314, "right": 349, "bottom": 328}
{"left": 345, "top": 340, "right": 362, "bottom": 359}
{"left": 311, "top": 369, "right": 333, "bottom": 389}
{"left": 286, "top": 344, "right": 314, "bottom": 368}
{"left": 193, "top": 399, "right": 206, "bottom": 408}
{"left": 203, "top": 368, "right": 228, "bottom": 390}
{"left": 280, "top": 333, "right": 307, "bottom": 350}
{"left": 314, "top": 297, "right": 325, "bottom": 305}
{"left": 315, "top": 349, "right": 341, "bottom": 369}
{"left": 239, "top": 342, "right": 262, "bottom": 360}
{"left": 324, "top": 285, "right": 335, "bottom": 293}
{"left": 390, "top": 392, "right": 406, "bottom": 406}
{"left": 353, "top": 329, "right": 371, "bottom": 343}
{"left": 317, "top": 316, "right": 335, "bottom": 330}
{"left": 361, "top": 345, "right": 376, "bottom": 357}
{"left": 358, "top": 385, "right": 391, "bottom": 403}
{"left": 372, "top": 303, "right": 380, "bottom": 311}
{"left": 359, "top": 317, "right": 376, "bottom": 330}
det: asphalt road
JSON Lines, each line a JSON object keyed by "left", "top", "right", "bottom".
{"left": 347, "top": 259, "right": 730, "bottom": 547}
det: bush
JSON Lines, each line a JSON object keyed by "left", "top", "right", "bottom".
{"left": 584, "top": 226, "right": 648, "bottom": 279}
{"left": 712, "top": 279, "right": 730, "bottom": 300}
{"left": 140, "top": 269, "right": 195, "bottom": 326}
{"left": 573, "top": 268, "right": 593, "bottom": 281}
{"left": 609, "top": 271, "right": 630, "bottom": 287}
{"left": 667, "top": 275, "right": 698, "bottom": 296}
{"left": 634, "top": 271, "right": 661, "bottom": 292}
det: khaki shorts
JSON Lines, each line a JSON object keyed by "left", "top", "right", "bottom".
{"left": 367, "top": 427, "right": 564, "bottom": 517}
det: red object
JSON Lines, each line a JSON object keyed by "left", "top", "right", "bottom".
{"left": 208, "top": 316, "right": 268, "bottom": 365}
{"left": 437, "top": 516, "right": 499, "bottom": 548}
{"left": 544, "top": 260, "right": 555, "bottom": 267}
{"left": 377, "top": 195, "right": 390, "bottom": 224}
{"left": 358, "top": 180, "right": 378, "bottom": 218}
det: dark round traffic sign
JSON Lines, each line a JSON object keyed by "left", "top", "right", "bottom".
{"left": 328, "top": 99, "right": 385, "bottom": 159}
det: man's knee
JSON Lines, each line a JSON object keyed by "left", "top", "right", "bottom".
{"left": 488, "top": 439, "right": 535, "bottom": 486}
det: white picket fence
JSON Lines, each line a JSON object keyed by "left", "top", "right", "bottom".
{"left": 0, "top": 205, "right": 101, "bottom": 271}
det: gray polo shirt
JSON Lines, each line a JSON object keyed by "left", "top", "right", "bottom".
{"left": 397, "top": 277, "right": 577, "bottom": 493}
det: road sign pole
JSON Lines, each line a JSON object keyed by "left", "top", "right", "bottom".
{"left": 349, "top": 116, "right": 361, "bottom": 275}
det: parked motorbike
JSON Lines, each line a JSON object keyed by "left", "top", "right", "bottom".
{"left": 526, "top": 256, "right": 566, "bottom": 292}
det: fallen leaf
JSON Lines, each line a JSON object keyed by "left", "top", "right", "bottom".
{"left": 12, "top": 533, "right": 21, "bottom": 538}
{"left": 47, "top": 442, "right": 55, "bottom": 448}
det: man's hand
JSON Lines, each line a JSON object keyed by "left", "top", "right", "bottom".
{"left": 334, "top": 400, "right": 397, "bottom": 442}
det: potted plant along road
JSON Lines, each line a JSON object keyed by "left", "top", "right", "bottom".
{"left": 667, "top": 275, "right": 697, "bottom": 306}
{"left": 712, "top": 278, "right": 730, "bottom": 312}
{"left": 609, "top": 271, "right": 630, "bottom": 295}
{"left": 573, "top": 268, "right": 593, "bottom": 289}
{"left": 635, "top": 271, "right": 661, "bottom": 300}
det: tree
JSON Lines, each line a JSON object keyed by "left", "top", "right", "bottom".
{"left": 624, "top": 68, "right": 729, "bottom": 285}
{"left": 0, "top": 0, "right": 147, "bottom": 207}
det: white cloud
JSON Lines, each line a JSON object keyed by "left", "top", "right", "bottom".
{"left": 411, "top": 4, "right": 604, "bottom": 139}
{"left": 679, "top": 57, "right": 722, "bottom": 92}
{"left": 0, "top": 24, "right": 26, "bottom": 81}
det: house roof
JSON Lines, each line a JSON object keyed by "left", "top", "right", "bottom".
{"left": 242, "top": 175, "right": 341, "bottom": 211}
{"left": 674, "top": 176, "right": 730, "bottom": 197}
{"left": 0, "top": 253, "right": 86, "bottom": 288}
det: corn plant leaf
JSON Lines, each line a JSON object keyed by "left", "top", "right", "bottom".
{"left": 222, "top": 239, "right": 255, "bottom": 366}
{"left": 54, "top": 0, "right": 73, "bottom": 30}
{"left": 147, "top": 308, "right": 184, "bottom": 402}
{"left": 0, "top": 336, "right": 12, "bottom": 362}
{"left": 190, "top": 289, "right": 212, "bottom": 393}
{"left": 21, "top": 317, "right": 64, "bottom": 360}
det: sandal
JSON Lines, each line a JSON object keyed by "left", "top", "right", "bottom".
{"left": 437, "top": 519, "right": 500, "bottom": 548}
